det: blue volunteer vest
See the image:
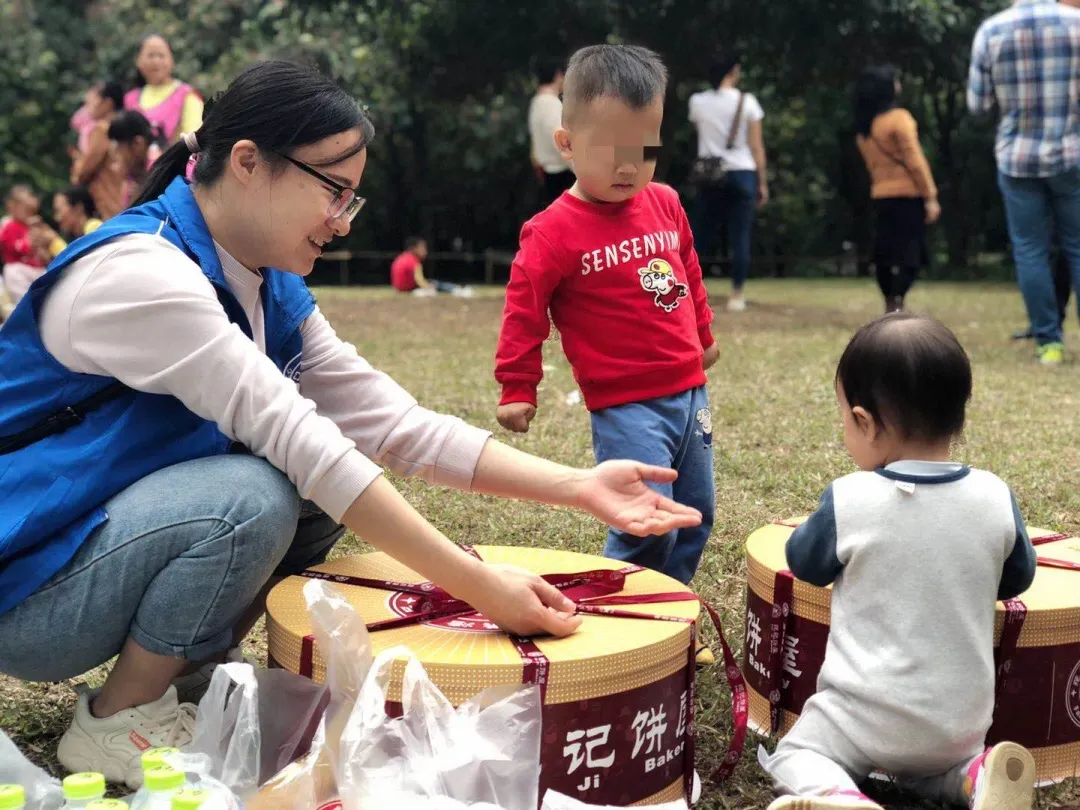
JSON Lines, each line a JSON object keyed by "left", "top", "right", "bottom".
{"left": 0, "top": 177, "right": 316, "bottom": 617}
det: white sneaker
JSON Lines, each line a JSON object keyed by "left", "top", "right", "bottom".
{"left": 727, "top": 296, "right": 747, "bottom": 312}
{"left": 172, "top": 647, "right": 249, "bottom": 705}
{"left": 969, "top": 742, "right": 1036, "bottom": 810}
{"left": 56, "top": 685, "right": 197, "bottom": 790}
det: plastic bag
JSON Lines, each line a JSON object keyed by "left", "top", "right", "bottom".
{"left": 245, "top": 579, "right": 378, "bottom": 810}
{"left": 294, "top": 579, "right": 542, "bottom": 810}
{"left": 234, "top": 722, "right": 337, "bottom": 810}
{"left": 187, "top": 660, "right": 329, "bottom": 801}
{"left": 336, "top": 646, "right": 542, "bottom": 810}
{"left": 0, "top": 731, "right": 62, "bottom": 810}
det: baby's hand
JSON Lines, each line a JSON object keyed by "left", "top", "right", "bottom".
{"left": 497, "top": 402, "right": 537, "bottom": 433}
{"left": 702, "top": 342, "right": 720, "bottom": 371}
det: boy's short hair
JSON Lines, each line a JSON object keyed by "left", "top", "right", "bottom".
{"left": 562, "top": 44, "right": 668, "bottom": 124}
{"left": 405, "top": 236, "right": 426, "bottom": 250}
{"left": 835, "top": 313, "right": 972, "bottom": 441}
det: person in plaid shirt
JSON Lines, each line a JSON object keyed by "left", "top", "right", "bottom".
{"left": 968, "top": 0, "right": 1080, "bottom": 367}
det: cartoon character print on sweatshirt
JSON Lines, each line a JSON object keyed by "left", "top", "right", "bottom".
{"left": 638, "top": 258, "right": 689, "bottom": 313}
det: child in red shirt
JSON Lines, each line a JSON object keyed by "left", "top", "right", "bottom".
{"left": 391, "top": 237, "right": 427, "bottom": 292}
{"left": 0, "top": 185, "right": 46, "bottom": 310}
{"left": 391, "top": 237, "right": 473, "bottom": 296}
{"left": 495, "top": 44, "right": 718, "bottom": 587}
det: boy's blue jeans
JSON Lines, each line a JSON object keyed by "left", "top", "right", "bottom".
{"left": 590, "top": 386, "right": 715, "bottom": 585}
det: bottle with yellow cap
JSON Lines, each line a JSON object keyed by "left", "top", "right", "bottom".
{"left": 0, "top": 785, "right": 25, "bottom": 810}
{"left": 170, "top": 788, "right": 209, "bottom": 810}
{"left": 87, "top": 801, "right": 130, "bottom": 810}
{"left": 140, "top": 748, "right": 180, "bottom": 775}
{"left": 61, "top": 772, "right": 106, "bottom": 808}
{"left": 133, "top": 766, "right": 186, "bottom": 810}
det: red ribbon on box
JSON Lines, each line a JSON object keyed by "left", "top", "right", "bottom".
{"left": 765, "top": 570, "right": 795, "bottom": 735}
{"left": 294, "top": 546, "right": 748, "bottom": 798}
{"left": 1031, "top": 532, "right": 1070, "bottom": 547}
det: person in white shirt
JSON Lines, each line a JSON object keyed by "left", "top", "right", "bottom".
{"left": 0, "top": 59, "right": 703, "bottom": 790}
{"left": 529, "top": 56, "right": 574, "bottom": 208}
{"left": 688, "top": 52, "right": 769, "bottom": 312}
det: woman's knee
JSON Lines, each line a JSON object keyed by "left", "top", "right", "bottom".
{"left": 222, "top": 456, "right": 302, "bottom": 556}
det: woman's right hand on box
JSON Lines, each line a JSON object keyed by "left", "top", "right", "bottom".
{"left": 467, "top": 563, "right": 582, "bottom": 639}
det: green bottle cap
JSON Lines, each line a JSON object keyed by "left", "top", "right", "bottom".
{"left": 0, "top": 785, "right": 26, "bottom": 810}
{"left": 141, "top": 747, "right": 181, "bottom": 772}
{"left": 63, "top": 772, "right": 106, "bottom": 801}
{"left": 171, "top": 788, "right": 211, "bottom": 810}
{"left": 87, "top": 801, "right": 130, "bottom": 810}
{"left": 144, "top": 766, "right": 185, "bottom": 793}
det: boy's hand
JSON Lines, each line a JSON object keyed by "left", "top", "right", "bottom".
{"left": 702, "top": 342, "right": 720, "bottom": 371}
{"left": 497, "top": 402, "right": 537, "bottom": 433}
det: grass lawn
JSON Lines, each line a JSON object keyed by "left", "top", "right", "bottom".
{"left": 1, "top": 279, "right": 1077, "bottom": 808}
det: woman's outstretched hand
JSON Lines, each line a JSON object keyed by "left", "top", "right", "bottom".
{"left": 575, "top": 460, "right": 703, "bottom": 538}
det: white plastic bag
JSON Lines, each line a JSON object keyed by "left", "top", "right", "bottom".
{"left": 336, "top": 647, "right": 542, "bottom": 810}
{"left": 243, "top": 580, "right": 378, "bottom": 810}
{"left": 0, "top": 731, "right": 62, "bottom": 810}
{"left": 187, "top": 661, "right": 329, "bottom": 801}
{"left": 297, "top": 580, "right": 543, "bottom": 810}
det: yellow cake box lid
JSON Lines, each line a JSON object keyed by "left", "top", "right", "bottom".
{"left": 745, "top": 518, "right": 832, "bottom": 623}
{"left": 267, "top": 545, "right": 702, "bottom": 706}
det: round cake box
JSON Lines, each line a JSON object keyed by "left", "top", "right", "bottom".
{"left": 743, "top": 521, "right": 1080, "bottom": 785}
{"left": 267, "top": 545, "right": 700, "bottom": 807}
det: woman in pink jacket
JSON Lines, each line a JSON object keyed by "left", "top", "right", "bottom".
{"left": 124, "top": 34, "right": 204, "bottom": 146}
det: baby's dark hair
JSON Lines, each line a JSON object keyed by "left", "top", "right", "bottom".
{"left": 835, "top": 313, "right": 972, "bottom": 442}
{"left": 562, "top": 44, "right": 667, "bottom": 123}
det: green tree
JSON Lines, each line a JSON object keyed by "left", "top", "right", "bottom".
{"left": 0, "top": 0, "right": 1014, "bottom": 277}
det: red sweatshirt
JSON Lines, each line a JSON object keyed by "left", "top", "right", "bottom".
{"left": 0, "top": 219, "right": 43, "bottom": 268}
{"left": 390, "top": 251, "right": 420, "bottom": 292}
{"left": 495, "top": 183, "right": 714, "bottom": 412}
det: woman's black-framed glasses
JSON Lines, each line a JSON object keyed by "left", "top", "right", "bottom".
{"left": 279, "top": 153, "right": 367, "bottom": 222}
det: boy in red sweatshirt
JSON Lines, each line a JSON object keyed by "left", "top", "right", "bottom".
{"left": 495, "top": 44, "right": 718, "bottom": 588}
